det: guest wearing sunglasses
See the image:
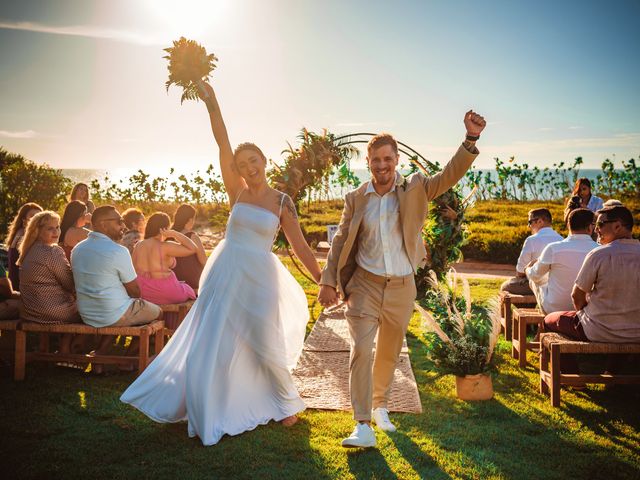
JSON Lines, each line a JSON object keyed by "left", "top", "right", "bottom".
{"left": 71, "top": 206, "right": 161, "bottom": 340}
{"left": 543, "top": 205, "right": 640, "bottom": 371}
{"left": 500, "top": 208, "right": 563, "bottom": 295}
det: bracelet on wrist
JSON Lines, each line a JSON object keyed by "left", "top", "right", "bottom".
{"left": 465, "top": 134, "right": 480, "bottom": 141}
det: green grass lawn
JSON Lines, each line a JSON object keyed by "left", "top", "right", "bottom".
{"left": 1, "top": 269, "right": 638, "bottom": 479}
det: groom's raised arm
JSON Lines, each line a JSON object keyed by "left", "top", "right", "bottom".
{"left": 423, "top": 110, "right": 485, "bottom": 200}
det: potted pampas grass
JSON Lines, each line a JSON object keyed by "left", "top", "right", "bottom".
{"left": 415, "top": 270, "right": 501, "bottom": 401}
{"left": 163, "top": 37, "right": 218, "bottom": 104}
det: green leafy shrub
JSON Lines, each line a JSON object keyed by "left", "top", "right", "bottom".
{"left": 0, "top": 147, "right": 72, "bottom": 236}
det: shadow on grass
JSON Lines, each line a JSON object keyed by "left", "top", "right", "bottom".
{"left": 0, "top": 367, "right": 330, "bottom": 480}
{"left": 346, "top": 447, "right": 398, "bottom": 480}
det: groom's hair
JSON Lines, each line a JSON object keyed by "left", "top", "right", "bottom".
{"left": 234, "top": 142, "right": 266, "bottom": 163}
{"left": 367, "top": 133, "right": 398, "bottom": 155}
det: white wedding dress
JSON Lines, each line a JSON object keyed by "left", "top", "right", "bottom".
{"left": 121, "top": 201, "right": 308, "bottom": 446}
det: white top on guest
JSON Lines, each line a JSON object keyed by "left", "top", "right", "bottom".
{"left": 516, "top": 227, "right": 563, "bottom": 274}
{"left": 526, "top": 234, "right": 598, "bottom": 314}
{"left": 356, "top": 172, "right": 413, "bottom": 277}
{"left": 585, "top": 195, "right": 604, "bottom": 213}
{"left": 71, "top": 231, "right": 137, "bottom": 327}
{"left": 575, "top": 238, "right": 640, "bottom": 342}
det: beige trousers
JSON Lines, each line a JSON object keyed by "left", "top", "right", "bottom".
{"left": 112, "top": 299, "right": 161, "bottom": 327}
{"left": 344, "top": 266, "right": 416, "bottom": 422}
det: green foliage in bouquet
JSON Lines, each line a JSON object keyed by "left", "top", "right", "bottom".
{"left": 416, "top": 270, "right": 501, "bottom": 377}
{"left": 164, "top": 37, "right": 218, "bottom": 104}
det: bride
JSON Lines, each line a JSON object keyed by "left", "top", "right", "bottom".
{"left": 121, "top": 81, "right": 322, "bottom": 446}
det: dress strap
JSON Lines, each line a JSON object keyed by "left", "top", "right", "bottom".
{"left": 234, "top": 188, "right": 246, "bottom": 205}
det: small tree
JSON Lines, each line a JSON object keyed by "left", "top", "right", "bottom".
{"left": 0, "top": 147, "right": 72, "bottom": 237}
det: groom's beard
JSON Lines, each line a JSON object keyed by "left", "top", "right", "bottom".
{"left": 371, "top": 171, "right": 395, "bottom": 187}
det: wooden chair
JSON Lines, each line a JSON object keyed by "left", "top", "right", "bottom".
{"left": 539, "top": 332, "right": 640, "bottom": 407}
{"left": 511, "top": 307, "right": 545, "bottom": 367}
{"left": 14, "top": 319, "right": 165, "bottom": 380}
{"left": 160, "top": 301, "right": 195, "bottom": 335}
{"left": 498, "top": 291, "right": 537, "bottom": 341}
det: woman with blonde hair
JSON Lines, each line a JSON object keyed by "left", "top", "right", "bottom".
{"left": 59, "top": 200, "right": 91, "bottom": 260}
{"left": 5, "top": 202, "right": 43, "bottom": 291}
{"left": 17, "top": 211, "right": 80, "bottom": 352}
{"left": 69, "top": 183, "right": 96, "bottom": 214}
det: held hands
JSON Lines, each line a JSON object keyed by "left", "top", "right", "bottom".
{"left": 464, "top": 110, "right": 487, "bottom": 137}
{"left": 318, "top": 285, "right": 340, "bottom": 308}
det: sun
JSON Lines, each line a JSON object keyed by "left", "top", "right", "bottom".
{"left": 145, "top": 0, "right": 228, "bottom": 38}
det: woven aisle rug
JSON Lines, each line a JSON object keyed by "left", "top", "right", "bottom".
{"left": 292, "top": 305, "right": 422, "bottom": 413}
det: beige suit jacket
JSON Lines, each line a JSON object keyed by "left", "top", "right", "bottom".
{"left": 320, "top": 144, "right": 478, "bottom": 296}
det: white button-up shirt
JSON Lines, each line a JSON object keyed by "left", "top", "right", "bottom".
{"left": 356, "top": 173, "right": 413, "bottom": 277}
{"left": 516, "top": 227, "right": 564, "bottom": 273}
{"left": 526, "top": 234, "right": 598, "bottom": 314}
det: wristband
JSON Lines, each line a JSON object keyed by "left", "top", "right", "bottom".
{"left": 465, "top": 134, "right": 480, "bottom": 141}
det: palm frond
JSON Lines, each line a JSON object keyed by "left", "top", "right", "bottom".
{"left": 415, "top": 303, "right": 454, "bottom": 346}
{"left": 485, "top": 296, "right": 502, "bottom": 363}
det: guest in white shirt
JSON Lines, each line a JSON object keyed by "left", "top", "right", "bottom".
{"left": 526, "top": 209, "right": 598, "bottom": 314}
{"left": 500, "top": 208, "right": 563, "bottom": 295}
{"left": 571, "top": 177, "right": 604, "bottom": 213}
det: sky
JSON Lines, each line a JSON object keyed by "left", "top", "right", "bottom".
{"left": 1, "top": 0, "right": 639, "bottom": 172}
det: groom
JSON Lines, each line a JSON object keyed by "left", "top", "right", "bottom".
{"left": 318, "top": 110, "right": 486, "bottom": 448}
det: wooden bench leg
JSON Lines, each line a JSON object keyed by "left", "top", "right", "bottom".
{"left": 550, "top": 343, "right": 561, "bottom": 407}
{"left": 138, "top": 329, "right": 150, "bottom": 374}
{"left": 540, "top": 343, "right": 549, "bottom": 395}
{"left": 511, "top": 315, "right": 519, "bottom": 360}
{"left": 518, "top": 316, "right": 528, "bottom": 368}
{"left": 154, "top": 327, "right": 164, "bottom": 355}
{"left": 39, "top": 333, "right": 50, "bottom": 353}
{"left": 504, "top": 298, "right": 513, "bottom": 341}
{"left": 15, "top": 329, "right": 26, "bottom": 381}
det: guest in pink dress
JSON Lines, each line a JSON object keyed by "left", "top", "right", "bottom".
{"left": 132, "top": 212, "right": 197, "bottom": 305}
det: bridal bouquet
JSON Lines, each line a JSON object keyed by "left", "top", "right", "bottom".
{"left": 163, "top": 37, "right": 218, "bottom": 103}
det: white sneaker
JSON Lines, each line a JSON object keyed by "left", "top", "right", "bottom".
{"left": 341, "top": 422, "right": 377, "bottom": 448}
{"left": 372, "top": 407, "right": 397, "bottom": 432}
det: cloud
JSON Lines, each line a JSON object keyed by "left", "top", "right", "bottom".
{"left": 568, "top": 125, "right": 584, "bottom": 130}
{"left": 0, "top": 21, "right": 163, "bottom": 46}
{"left": 0, "top": 129, "right": 38, "bottom": 139}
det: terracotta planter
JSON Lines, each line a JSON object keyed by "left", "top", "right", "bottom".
{"left": 455, "top": 373, "right": 493, "bottom": 401}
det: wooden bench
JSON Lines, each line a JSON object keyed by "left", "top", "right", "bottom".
{"left": 511, "top": 307, "right": 545, "bottom": 367}
{"left": 498, "top": 292, "right": 537, "bottom": 341}
{"left": 539, "top": 332, "right": 640, "bottom": 407}
{"left": 160, "top": 301, "right": 195, "bottom": 335}
{"left": 14, "top": 319, "right": 165, "bottom": 381}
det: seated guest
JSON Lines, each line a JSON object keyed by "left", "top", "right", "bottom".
{"left": 526, "top": 209, "right": 598, "bottom": 314}
{"left": 69, "top": 182, "right": 96, "bottom": 214}
{"left": 59, "top": 200, "right": 91, "bottom": 260}
{"left": 170, "top": 204, "right": 207, "bottom": 291}
{"left": 571, "top": 177, "right": 603, "bottom": 213}
{"left": 72, "top": 206, "right": 161, "bottom": 331}
{"left": 603, "top": 199, "right": 623, "bottom": 208}
{"left": 17, "top": 211, "right": 80, "bottom": 353}
{"left": 500, "top": 208, "right": 563, "bottom": 295}
{"left": 5, "top": 202, "right": 42, "bottom": 291}
{"left": 0, "top": 264, "right": 20, "bottom": 320}
{"left": 121, "top": 208, "right": 145, "bottom": 254}
{"left": 132, "top": 212, "right": 197, "bottom": 305}
{"left": 563, "top": 195, "right": 582, "bottom": 225}
{"left": 544, "top": 205, "right": 640, "bottom": 347}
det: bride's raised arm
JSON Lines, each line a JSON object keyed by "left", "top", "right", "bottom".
{"left": 198, "top": 81, "right": 246, "bottom": 202}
